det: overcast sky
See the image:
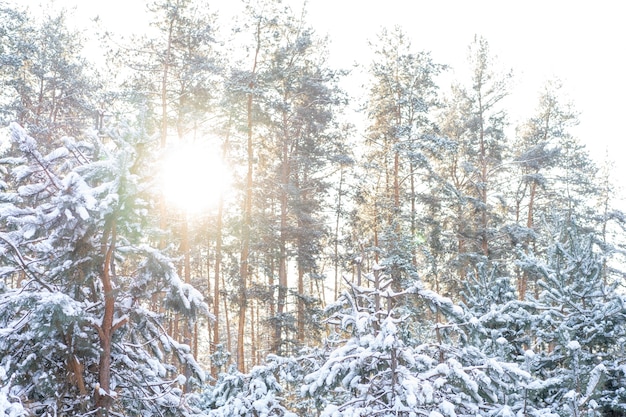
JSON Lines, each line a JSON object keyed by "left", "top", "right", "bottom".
{"left": 307, "top": 0, "right": 625, "bottom": 166}
{"left": 31, "top": 0, "right": 626, "bottom": 195}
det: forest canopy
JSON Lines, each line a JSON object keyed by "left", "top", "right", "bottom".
{"left": 1, "top": 1, "right": 626, "bottom": 416}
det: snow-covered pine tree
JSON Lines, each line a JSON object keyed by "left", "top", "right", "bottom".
{"left": 0, "top": 357, "right": 25, "bottom": 417}
{"left": 457, "top": 262, "right": 561, "bottom": 416}
{"left": 0, "top": 6, "right": 97, "bottom": 146}
{"left": 459, "top": 261, "right": 533, "bottom": 363}
{"left": 0, "top": 123, "right": 208, "bottom": 416}
{"left": 301, "top": 259, "right": 534, "bottom": 417}
{"left": 195, "top": 356, "right": 296, "bottom": 417}
{"left": 518, "top": 218, "right": 626, "bottom": 416}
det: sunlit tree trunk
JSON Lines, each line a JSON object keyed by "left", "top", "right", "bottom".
{"left": 297, "top": 233, "right": 305, "bottom": 344}
{"left": 160, "top": 17, "right": 174, "bottom": 148}
{"left": 275, "top": 119, "right": 290, "bottom": 355}
{"left": 222, "top": 274, "right": 232, "bottom": 357}
{"left": 250, "top": 299, "right": 257, "bottom": 367}
{"left": 96, "top": 219, "right": 124, "bottom": 412}
{"left": 476, "top": 76, "right": 490, "bottom": 258}
{"left": 409, "top": 161, "right": 417, "bottom": 265}
{"left": 211, "top": 196, "right": 223, "bottom": 379}
{"left": 181, "top": 213, "right": 192, "bottom": 390}
{"left": 296, "top": 168, "right": 306, "bottom": 344}
{"left": 333, "top": 167, "right": 344, "bottom": 301}
{"left": 519, "top": 180, "right": 536, "bottom": 300}
{"left": 238, "top": 19, "right": 262, "bottom": 372}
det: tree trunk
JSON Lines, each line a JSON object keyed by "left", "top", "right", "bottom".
{"left": 471, "top": 54, "right": 491, "bottom": 260}
{"left": 250, "top": 299, "right": 257, "bottom": 367}
{"left": 210, "top": 126, "right": 229, "bottom": 378}
{"left": 333, "top": 167, "right": 344, "bottom": 301}
{"left": 237, "top": 18, "right": 262, "bottom": 374}
{"left": 96, "top": 219, "right": 118, "bottom": 412}
{"left": 160, "top": 17, "right": 174, "bottom": 148}
{"left": 393, "top": 150, "right": 400, "bottom": 212}
{"left": 211, "top": 197, "right": 223, "bottom": 379}
{"left": 519, "top": 180, "right": 537, "bottom": 300}
{"left": 297, "top": 257, "right": 305, "bottom": 343}
{"left": 276, "top": 156, "right": 289, "bottom": 354}
{"left": 478, "top": 91, "right": 489, "bottom": 258}
{"left": 296, "top": 170, "right": 306, "bottom": 344}
{"left": 182, "top": 214, "right": 192, "bottom": 391}
{"left": 222, "top": 274, "right": 232, "bottom": 357}
{"left": 267, "top": 253, "right": 275, "bottom": 347}
{"left": 409, "top": 161, "right": 417, "bottom": 265}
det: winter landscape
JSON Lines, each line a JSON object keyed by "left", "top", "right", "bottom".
{"left": 1, "top": 0, "right": 626, "bottom": 416}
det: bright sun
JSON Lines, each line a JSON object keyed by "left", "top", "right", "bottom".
{"left": 160, "top": 142, "right": 230, "bottom": 213}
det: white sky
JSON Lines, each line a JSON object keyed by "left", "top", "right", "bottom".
{"left": 22, "top": 0, "right": 626, "bottom": 197}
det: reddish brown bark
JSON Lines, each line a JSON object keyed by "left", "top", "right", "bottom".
{"left": 96, "top": 219, "right": 117, "bottom": 412}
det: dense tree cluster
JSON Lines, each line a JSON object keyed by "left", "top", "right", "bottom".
{"left": 1, "top": 1, "right": 625, "bottom": 416}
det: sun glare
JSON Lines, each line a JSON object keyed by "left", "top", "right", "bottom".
{"left": 160, "top": 142, "right": 230, "bottom": 213}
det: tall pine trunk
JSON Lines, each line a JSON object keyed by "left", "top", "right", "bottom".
{"left": 275, "top": 121, "right": 290, "bottom": 355}
{"left": 237, "top": 19, "right": 262, "bottom": 373}
{"left": 333, "top": 167, "right": 344, "bottom": 301}
{"left": 211, "top": 194, "right": 223, "bottom": 379}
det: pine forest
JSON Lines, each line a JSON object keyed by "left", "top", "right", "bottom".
{"left": 1, "top": 1, "right": 626, "bottom": 416}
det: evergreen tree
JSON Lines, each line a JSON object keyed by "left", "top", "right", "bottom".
{"left": 111, "top": 0, "right": 220, "bottom": 145}
{"left": 302, "top": 259, "right": 535, "bottom": 416}
{"left": 0, "top": 5, "right": 97, "bottom": 145}
{"left": 196, "top": 356, "right": 296, "bottom": 417}
{"left": 2, "top": 3, "right": 626, "bottom": 415}
{"left": 508, "top": 81, "right": 574, "bottom": 299}
{"left": 518, "top": 218, "right": 626, "bottom": 416}
{"left": 460, "top": 262, "right": 531, "bottom": 361}
{"left": 226, "top": 0, "right": 345, "bottom": 360}
{"left": 0, "top": 341, "right": 26, "bottom": 416}
{"left": 0, "top": 123, "right": 207, "bottom": 416}
{"left": 357, "top": 26, "right": 444, "bottom": 284}
{"left": 106, "top": 0, "right": 222, "bottom": 376}
{"left": 430, "top": 36, "right": 512, "bottom": 289}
